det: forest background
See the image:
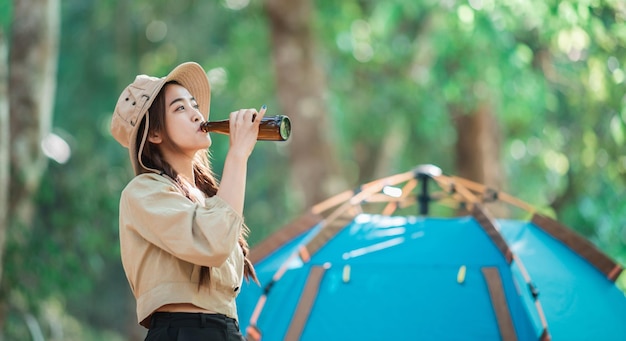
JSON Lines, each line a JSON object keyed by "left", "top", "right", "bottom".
{"left": 0, "top": 0, "right": 625, "bottom": 340}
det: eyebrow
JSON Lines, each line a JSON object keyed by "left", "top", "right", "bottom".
{"left": 168, "top": 97, "right": 197, "bottom": 108}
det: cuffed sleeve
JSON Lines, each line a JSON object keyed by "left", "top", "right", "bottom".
{"left": 120, "top": 173, "right": 242, "bottom": 267}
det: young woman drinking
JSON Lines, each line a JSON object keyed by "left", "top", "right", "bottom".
{"left": 110, "top": 62, "right": 262, "bottom": 340}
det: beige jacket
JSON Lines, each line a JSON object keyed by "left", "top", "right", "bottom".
{"left": 118, "top": 173, "right": 245, "bottom": 328}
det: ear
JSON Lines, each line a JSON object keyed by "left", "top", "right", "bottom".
{"left": 148, "top": 131, "right": 162, "bottom": 144}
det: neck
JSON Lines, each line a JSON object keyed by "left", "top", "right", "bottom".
{"left": 162, "top": 150, "right": 195, "bottom": 184}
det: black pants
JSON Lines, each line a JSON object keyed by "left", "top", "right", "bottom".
{"left": 145, "top": 312, "right": 246, "bottom": 341}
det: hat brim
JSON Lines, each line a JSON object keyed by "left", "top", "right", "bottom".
{"left": 130, "top": 62, "right": 211, "bottom": 175}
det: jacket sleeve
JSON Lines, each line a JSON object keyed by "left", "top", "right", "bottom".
{"left": 120, "top": 174, "right": 243, "bottom": 267}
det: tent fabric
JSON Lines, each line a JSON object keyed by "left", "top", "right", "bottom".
{"left": 237, "top": 214, "right": 626, "bottom": 341}
{"left": 499, "top": 219, "right": 626, "bottom": 340}
{"left": 530, "top": 214, "right": 623, "bottom": 280}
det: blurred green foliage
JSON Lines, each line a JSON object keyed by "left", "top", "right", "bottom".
{"left": 2, "top": 0, "right": 625, "bottom": 339}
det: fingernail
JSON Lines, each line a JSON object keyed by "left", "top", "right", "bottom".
{"left": 261, "top": 104, "right": 267, "bottom": 110}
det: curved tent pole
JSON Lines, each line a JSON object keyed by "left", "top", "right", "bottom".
{"left": 249, "top": 170, "right": 416, "bottom": 264}
{"left": 381, "top": 178, "right": 418, "bottom": 215}
{"left": 311, "top": 170, "right": 416, "bottom": 215}
{"left": 447, "top": 176, "right": 537, "bottom": 213}
{"left": 511, "top": 253, "right": 551, "bottom": 340}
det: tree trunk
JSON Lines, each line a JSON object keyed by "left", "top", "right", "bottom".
{"left": 1, "top": 0, "right": 60, "bottom": 327}
{"left": 264, "top": 0, "right": 344, "bottom": 209}
{"left": 451, "top": 104, "right": 507, "bottom": 216}
{"left": 0, "top": 30, "right": 9, "bottom": 286}
{"left": 8, "top": 0, "right": 59, "bottom": 226}
{"left": 372, "top": 118, "right": 408, "bottom": 180}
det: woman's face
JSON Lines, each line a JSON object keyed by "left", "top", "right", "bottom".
{"left": 159, "top": 83, "right": 212, "bottom": 154}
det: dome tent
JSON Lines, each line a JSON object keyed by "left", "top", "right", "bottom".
{"left": 237, "top": 165, "right": 626, "bottom": 341}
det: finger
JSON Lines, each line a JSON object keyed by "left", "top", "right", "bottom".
{"left": 259, "top": 104, "right": 267, "bottom": 119}
{"left": 229, "top": 110, "right": 238, "bottom": 121}
{"left": 239, "top": 109, "right": 252, "bottom": 124}
{"left": 252, "top": 105, "right": 267, "bottom": 123}
{"left": 242, "top": 109, "right": 255, "bottom": 124}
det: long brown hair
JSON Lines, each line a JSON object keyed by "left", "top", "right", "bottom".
{"left": 138, "top": 81, "right": 258, "bottom": 287}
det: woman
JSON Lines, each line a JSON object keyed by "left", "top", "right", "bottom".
{"left": 110, "top": 62, "right": 261, "bottom": 340}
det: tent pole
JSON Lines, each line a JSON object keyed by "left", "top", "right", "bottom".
{"left": 414, "top": 164, "right": 442, "bottom": 216}
{"left": 418, "top": 174, "right": 430, "bottom": 216}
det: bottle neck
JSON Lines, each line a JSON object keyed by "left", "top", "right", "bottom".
{"left": 200, "top": 120, "right": 229, "bottom": 134}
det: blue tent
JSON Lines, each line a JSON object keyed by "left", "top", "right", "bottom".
{"left": 237, "top": 166, "right": 626, "bottom": 341}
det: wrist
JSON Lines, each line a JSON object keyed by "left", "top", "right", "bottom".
{"left": 225, "top": 149, "right": 250, "bottom": 163}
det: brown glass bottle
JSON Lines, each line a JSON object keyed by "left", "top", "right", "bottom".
{"left": 200, "top": 115, "right": 291, "bottom": 141}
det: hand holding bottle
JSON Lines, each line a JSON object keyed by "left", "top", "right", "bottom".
{"left": 224, "top": 105, "right": 267, "bottom": 158}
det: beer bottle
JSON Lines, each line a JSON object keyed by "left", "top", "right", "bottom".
{"left": 200, "top": 115, "right": 291, "bottom": 141}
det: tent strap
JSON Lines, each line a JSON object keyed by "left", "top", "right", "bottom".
{"left": 245, "top": 324, "right": 262, "bottom": 341}
{"left": 473, "top": 204, "right": 513, "bottom": 264}
{"left": 249, "top": 211, "right": 323, "bottom": 264}
{"left": 531, "top": 214, "right": 623, "bottom": 281}
{"left": 285, "top": 265, "right": 327, "bottom": 341}
{"left": 306, "top": 210, "right": 356, "bottom": 256}
{"left": 482, "top": 267, "right": 518, "bottom": 341}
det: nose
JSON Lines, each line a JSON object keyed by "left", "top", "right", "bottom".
{"left": 193, "top": 113, "right": 202, "bottom": 122}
